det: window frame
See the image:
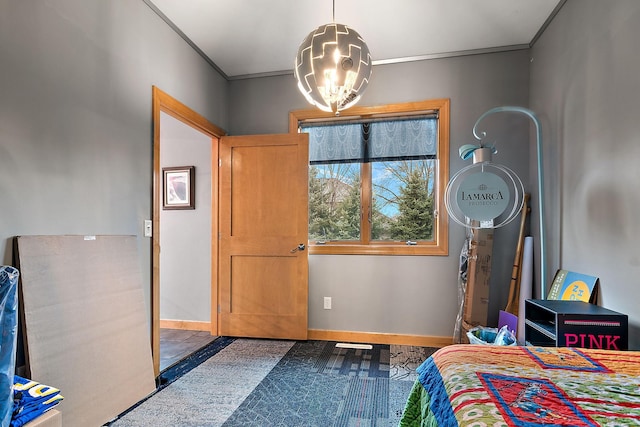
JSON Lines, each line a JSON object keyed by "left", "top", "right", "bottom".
{"left": 289, "top": 98, "right": 449, "bottom": 256}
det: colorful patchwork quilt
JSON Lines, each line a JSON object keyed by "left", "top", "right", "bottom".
{"left": 399, "top": 344, "right": 640, "bottom": 426}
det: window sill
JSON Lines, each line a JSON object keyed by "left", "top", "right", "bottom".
{"left": 308, "top": 243, "right": 448, "bottom": 256}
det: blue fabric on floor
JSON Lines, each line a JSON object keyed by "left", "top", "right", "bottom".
{"left": 11, "top": 376, "right": 63, "bottom": 427}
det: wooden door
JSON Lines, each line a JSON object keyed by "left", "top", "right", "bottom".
{"left": 219, "top": 133, "right": 309, "bottom": 339}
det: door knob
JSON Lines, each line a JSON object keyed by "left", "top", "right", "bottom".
{"left": 290, "top": 243, "right": 306, "bottom": 253}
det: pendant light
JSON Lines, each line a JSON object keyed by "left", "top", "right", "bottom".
{"left": 294, "top": 1, "right": 372, "bottom": 115}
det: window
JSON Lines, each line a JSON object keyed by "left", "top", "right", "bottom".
{"left": 289, "top": 99, "right": 449, "bottom": 255}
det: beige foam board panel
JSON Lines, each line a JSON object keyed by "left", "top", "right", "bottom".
{"left": 24, "top": 410, "right": 61, "bottom": 427}
{"left": 16, "top": 235, "right": 155, "bottom": 427}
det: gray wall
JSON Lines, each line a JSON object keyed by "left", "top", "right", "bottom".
{"left": 530, "top": 0, "right": 640, "bottom": 349}
{"left": 229, "top": 50, "right": 532, "bottom": 337}
{"left": 159, "top": 112, "right": 212, "bottom": 323}
{"left": 0, "top": 0, "right": 228, "bottom": 323}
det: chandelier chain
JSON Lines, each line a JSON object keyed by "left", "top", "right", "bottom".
{"left": 332, "top": 0, "right": 335, "bottom": 23}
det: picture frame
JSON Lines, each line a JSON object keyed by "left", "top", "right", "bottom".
{"left": 162, "top": 166, "right": 195, "bottom": 210}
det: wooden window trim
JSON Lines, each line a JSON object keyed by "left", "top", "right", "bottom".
{"left": 289, "top": 99, "right": 450, "bottom": 256}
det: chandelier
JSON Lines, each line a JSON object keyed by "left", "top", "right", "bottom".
{"left": 294, "top": 3, "right": 372, "bottom": 114}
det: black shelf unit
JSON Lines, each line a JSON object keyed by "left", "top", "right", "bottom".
{"left": 524, "top": 299, "right": 628, "bottom": 350}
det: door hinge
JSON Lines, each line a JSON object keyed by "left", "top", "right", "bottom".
{"left": 219, "top": 158, "right": 222, "bottom": 167}
{"left": 217, "top": 304, "right": 221, "bottom": 313}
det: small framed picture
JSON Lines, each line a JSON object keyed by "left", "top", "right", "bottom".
{"left": 163, "top": 166, "right": 195, "bottom": 210}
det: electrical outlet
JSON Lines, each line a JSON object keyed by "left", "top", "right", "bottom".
{"left": 324, "top": 297, "right": 332, "bottom": 310}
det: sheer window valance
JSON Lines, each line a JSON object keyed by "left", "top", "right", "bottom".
{"left": 303, "top": 117, "right": 438, "bottom": 165}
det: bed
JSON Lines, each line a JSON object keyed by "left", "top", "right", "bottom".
{"left": 399, "top": 344, "right": 640, "bottom": 426}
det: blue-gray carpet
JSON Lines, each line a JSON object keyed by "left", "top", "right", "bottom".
{"left": 108, "top": 338, "right": 436, "bottom": 427}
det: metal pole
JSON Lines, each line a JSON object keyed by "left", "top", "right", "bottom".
{"left": 471, "top": 106, "right": 547, "bottom": 298}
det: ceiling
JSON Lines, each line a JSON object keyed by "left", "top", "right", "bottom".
{"left": 145, "top": 0, "right": 564, "bottom": 80}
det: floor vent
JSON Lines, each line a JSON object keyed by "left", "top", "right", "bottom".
{"left": 335, "top": 342, "right": 373, "bottom": 350}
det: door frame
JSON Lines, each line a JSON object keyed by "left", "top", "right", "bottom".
{"left": 151, "top": 86, "right": 226, "bottom": 376}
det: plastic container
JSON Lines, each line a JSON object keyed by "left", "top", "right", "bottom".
{"left": 467, "top": 324, "right": 516, "bottom": 346}
{"left": 0, "top": 266, "right": 19, "bottom": 427}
